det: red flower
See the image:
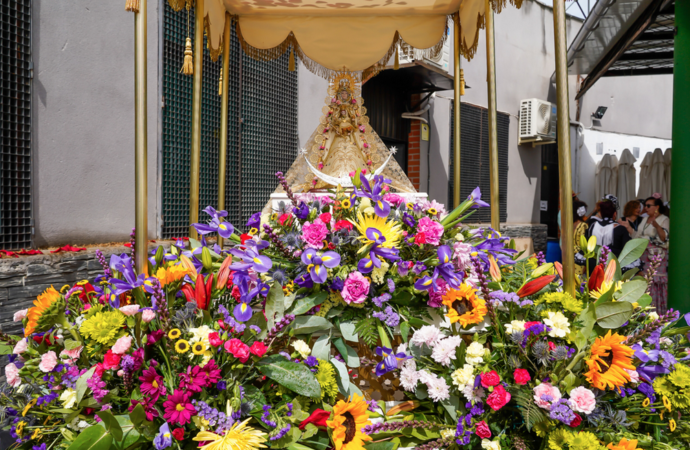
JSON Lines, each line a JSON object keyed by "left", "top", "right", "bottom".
{"left": 278, "top": 214, "right": 292, "bottom": 226}
{"left": 225, "top": 338, "right": 251, "bottom": 363}
{"left": 414, "top": 233, "right": 427, "bottom": 246}
{"left": 513, "top": 368, "right": 531, "bottom": 385}
{"left": 569, "top": 413, "right": 582, "bottom": 428}
{"left": 298, "top": 409, "right": 331, "bottom": 430}
{"left": 475, "top": 420, "right": 491, "bottom": 439}
{"left": 180, "top": 273, "right": 214, "bottom": 310}
{"left": 163, "top": 389, "right": 196, "bottom": 425}
{"left": 480, "top": 370, "right": 501, "bottom": 388}
{"left": 333, "top": 220, "right": 353, "bottom": 232}
{"left": 249, "top": 341, "right": 267, "bottom": 357}
{"left": 32, "top": 335, "right": 53, "bottom": 346}
{"left": 93, "top": 363, "right": 106, "bottom": 378}
{"left": 231, "top": 285, "right": 241, "bottom": 301}
{"left": 208, "top": 332, "right": 223, "bottom": 347}
{"left": 548, "top": 341, "right": 556, "bottom": 351}
{"left": 588, "top": 264, "right": 605, "bottom": 292}
{"left": 516, "top": 275, "right": 556, "bottom": 298}
{"left": 328, "top": 242, "right": 336, "bottom": 250}
{"left": 486, "top": 385, "right": 511, "bottom": 411}
{"left": 319, "top": 213, "right": 332, "bottom": 224}
{"left": 240, "top": 233, "right": 253, "bottom": 244}
{"left": 524, "top": 321, "right": 542, "bottom": 331}
{"left": 172, "top": 428, "right": 184, "bottom": 440}
{"left": 103, "top": 350, "right": 122, "bottom": 370}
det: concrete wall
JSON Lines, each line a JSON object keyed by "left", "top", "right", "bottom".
{"left": 32, "top": 0, "right": 160, "bottom": 247}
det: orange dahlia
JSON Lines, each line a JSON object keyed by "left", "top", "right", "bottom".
{"left": 442, "top": 283, "right": 487, "bottom": 328}
{"left": 327, "top": 394, "right": 372, "bottom": 450}
{"left": 606, "top": 438, "right": 641, "bottom": 450}
{"left": 24, "top": 286, "right": 63, "bottom": 337}
{"left": 585, "top": 331, "right": 635, "bottom": 390}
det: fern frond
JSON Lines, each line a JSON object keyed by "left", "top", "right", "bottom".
{"left": 513, "top": 390, "right": 547, "bottom": 431}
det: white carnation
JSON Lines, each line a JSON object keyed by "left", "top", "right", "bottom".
{"left": 410, "top": 325, "right": 442, "bottom": 348}
{"left": 291, "top": 339, "right": 311, "bottom": 359}
{"left": 465, "top": 341, "right": 485, "bottom": 365}
{"left": 451, "top": 364, "right": 475, "bottom": 388}
{"left": 544, "top": 312, "right": 570, "bottom": 338}
{"left": 504, "top": 320, "right": 526, "bottom": 334}
{"left": 431, "top": 336, "right": 463, "bottom": 366}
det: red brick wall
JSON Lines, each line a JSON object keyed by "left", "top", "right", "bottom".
{"left": 408, "top": 118, "right": 421, "bottom": 190}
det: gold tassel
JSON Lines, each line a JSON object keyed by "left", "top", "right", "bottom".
{"left": 181, "top": 37, "right": 193, "bottom": 75}
{"left": 218, "top": 71, "right": 223, "bottom": 96}
{"left": 394, "top": 45, "right": 400, "bottom": 70}
{"left": 125, "top": 0, "right": 139, "bottom": 12}
{"left": 459, "top": 69, "right": 466, "bottom": 96}
{"left": 288, "top": 47, "right": 296, "bottom": 72}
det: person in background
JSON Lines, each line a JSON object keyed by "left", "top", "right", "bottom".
{"left": 572, "top": 200, "right": 589, "bottom": 277}
{"left": 618, "top": 200, "right": 643, "bottom": 236}
{"left": 634, "top": 193, "right": 670, "bottom": 312}
{"left": 586, "top": 198, "right": 631, "bottom": 259}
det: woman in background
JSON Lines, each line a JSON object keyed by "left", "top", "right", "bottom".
{"left": 635, "top": 194, "right": 670, "bottom": 312}
{"left": 586, "top": 199, "right": 631, "bottom": 259}
{"left": 618, "top": 200, "right": 642, "bottom": 236}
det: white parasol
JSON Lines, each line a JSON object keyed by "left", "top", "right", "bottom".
{"left": 649, "top": 148, "right": 667, "bottom": 202}
{"left": 664, "top": 148, "right": 672, "bottom": 202}
{"left": 596, "top": 154, "right": 617, "bottom": 202}
{"left": 637, "top": 152, "right": 653, "bottom": 199}
{"left": 616, "top": 149, "right": 637, "bottom": 210}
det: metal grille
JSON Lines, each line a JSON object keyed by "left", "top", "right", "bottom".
{"left": 162, "top": 5, "right": 297, "bottom": 237}
{"left": 448, "top": 103, "right": 508, "bottom": 223}
{"left": 0, "top": 0, "right": 32, "bottom": 249}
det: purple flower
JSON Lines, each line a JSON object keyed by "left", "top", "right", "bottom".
{"left": 468, "top": 187, "right": 490, "bottom": 208}
{"left": 230, "top": 240, "right": 273, "bottom": 273}
{"left": 293, "top": 202, "right": 310, "bottom": 220}
{"left": 372, "top": 293, "right": 391, "bottom": 308}
{"left": 549, "top": 399, "right": 576, "bottom": 425}
{"left": 387, "top": 279, "right": 395, "bottom": 293}
{"left": 354, "top": 173, "right": 391, "bottom": 217}
{"left": 295, "top": 273, "right": 314, "bottom": 289}
{"left": 109, "top": 254, "right": 145, "bottom": 295}
{"left": 246, "top": 212, "right": 261, "bottom": 230}
{"left": 305, "top": 356, "right": 319, "bottom": 367}
{"left": 330, "top": 276, "right": 344, "bottom": 291}
{"left": 414, "top": 246, "right": 462, "bottom": 291}
{"left": 373, "top": 306, "right": 400, "bottom": 327}
{"left": 301, "top": 248, "right": 341, "bottom": 284}
{"left": 193, "top": 206, "right": 234, "bottom": 239}
{"left": 402, "top": 212, "right": 416, "bottom": 228}
{"left": 374, "top": 346, "right": 412, "bottom": 376}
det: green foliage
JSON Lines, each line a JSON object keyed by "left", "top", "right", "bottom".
{"left": 354, "top": 317, "right": 378, "bottom": 347}
{"left": 66, "top": 425, "right": 113, "bottom": 450}
{"left": 513, "top": 390, "right": 548, "bottom": 432}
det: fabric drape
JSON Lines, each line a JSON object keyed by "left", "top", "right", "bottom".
{"left": 616, "top": 148, "right": 636, "bottom": 210}
{"left": 649, "top": 148, "right": 667, "bottom": 201}
{"left": 637, "top": 152, "right": 653, "bottom": 199}
{"left": 663, "top": 148, "right": 672, "bottom": 202}
{"left": 595, "top": 154, "right": 617, "bottom": 201}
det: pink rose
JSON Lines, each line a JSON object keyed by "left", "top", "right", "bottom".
{"left": 119, "top": 305, "right": 140, "bottom": 316}
{"left": 568, "top": 386, "right": 596, "bottom": 415}
{"left": 60, "top": 346, "right": 83, "bottom": 364}
{"left": 225, "top": 338, "right": 250, "bottom": 363}
{"left": 475, "top": 420, "right": 491, "bottom": 439}
{"left": 13, "top": 309, "right": 27, "bottom": 322}
{"left": 5, "top": 363, "right": 21, "bottom": 387}
{"left": 112, "top": 335, "right": 132, "bottom": 355}
{"left": 513, "top": 368, "right": 531, "bottom": 385}
{"left": 39, "top": 351, "right": 58, "bottom": 373}
{"left": 384, "top": 193, "right": 405, "bottom": 207}
{"left": 13, "top": 339, "right": 28, "bottom": 355}
{"left": 301, "top": 220, "right": 329, "bottom": 249}
{"left": 486, "top": 385, "right": 511, "bottom": 411}
{"left": 142, "top": 309, "right": 156, "bottom": 323}
{"left": 417, "top": 216, "right": 444, "bottom": 246}
{"left": 480, "top": 370, "right": 501, "bottom": 388}
{"left": 533, "top": 382, "right": 561, "bottom": 410}
{"left": 103, "top": 350, "right": 122, "bottom": 370}
{"left": 341, "top": 272, "right": 370, "bottom": 304}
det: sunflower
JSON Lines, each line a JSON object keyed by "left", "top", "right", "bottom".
{"left": 24, "top": 286, "right": 65, "bottom": 337}
{"left": 327, "top": 394, "right": 372, "bottom": 450}
{"left": 427, "top": 208, "right": 438, "bottom": 215}
{"left": 585, "top": 331, "right": 635, "bottom": 390}
{"left": 168, "top": 328, "right": 182, "bottom": 339}
{"left": 175, "top": 339, "right": 190, "bottom": 354}
{"left": 249, "top": 228, "right": 258, "bottom": 235}
{"left": 442, "top": 284, "right": 488, "bottom": 328}
{"left": 192, "top": 342, "right": 207, "bottom": 355}
{"left": 606, "top": 438, "right": 641, "bottom": 450}
{"left": 193, "top": 418, "right": 267, "bottom": 450}
{"left": 351, "top": 211, "right": 402, "bottom": 249}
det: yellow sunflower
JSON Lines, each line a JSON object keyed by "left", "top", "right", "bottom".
{"left": 24, "top": 286, "right": 63, "bottom": 337}
{"left": 341, "top": 199, "right": 352, "bottom": 209}
{"left": 193, "top": 418, "right": 267, "bottom": 450}
{"left": 351, "top": 211, "right": 402, "bottom": 249}
{"left": 606, "top": 438, "right": 641, "bottom": 450}
{"left": 175, "top": 340, "right": 190, "bottom": 354}
{"left": 327, "top": 394, "right": 372, "bottom": 450}
{"left": 168, "top": 329, "right": 181, "bottom": 339}
{"left": 192, "top": 342, "right": 207, "bottom": 355}
{"left": 442, "top": 284, "right": 488, "bottom": 327}
{"left": 585, "top": 331, "right": 635, "bottom": 390}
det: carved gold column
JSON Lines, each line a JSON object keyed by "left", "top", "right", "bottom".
{"left": 134, "top": 0, "right": 148, "bottom": 274}
{"left": 485, "top": 0, "right": 500, "bottom": 231}
{"left": 189, "top": 0, "right": 204, "bottom": 239}
{"left": 218, "top": 13, "right": 231, "bottom": 248}
{"left": 453, "top": 13, "right": 462, "bottom": 207}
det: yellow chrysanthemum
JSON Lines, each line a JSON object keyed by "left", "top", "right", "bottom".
{"left": 442, "top": 283, "right": 488, "bottom": 328}
{"left": 536, "top": 292, "right": 584, "bottom": 314}
{"left": 548, "top": 428, "right": 572, "bottom": 450}
{"left": 168, "top": 328, "right": 182, "bottom": 339}
{"left": 566, "top": 431, "right": 602, "bottom": 450}
{"left": 590, "top": 280, "right": 623, "bottom": 299}
{"left": 351, "top": 211, "right": 402, "bottom": 249}
{"left": 193, "top": 418, "right": 267, "bottom": 450}
{"left": 24, "top": 286, "right": 63, "bottom": 337}
{"left": 155, "top": 265, "right": 189, "bottom": 287}
{"left": 327, "top": 394, "right": 372, "bottom": 450}
{"left": 175, "top": 340, "right": 190, "bottom": 354}
{"left": 315, "top": 359, "right": 339, "bottom": 401}
{"left": 585, "top": 331, "right": 635, "bottom": 390}
{"left": 80, "top": 311, "right": 125, "bottom": 346}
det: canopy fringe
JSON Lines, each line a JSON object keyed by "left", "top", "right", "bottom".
{"left": 125, "top": 0, "right": 140, "bottom": 13}
{"left": 491, "top": 0, "right": 524, "bottom": 14}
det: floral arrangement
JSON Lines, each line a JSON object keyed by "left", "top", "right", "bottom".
{"left": 1, "top": 172, "right": 689, "bottom": 450}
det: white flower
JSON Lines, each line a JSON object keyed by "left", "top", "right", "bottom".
{"left": 441, "top": 429, "right": 455, "bottom": 440}
{"left": 426, "top": 374, "right": 450, "bottom": 402}
{"left": 625, "top": 369, "right": 640, "bottom": 384}
{"left": 13, "top": 339, "right": 28, "bottom": 355}
{"left": 544, "top": 312, "right": 570, "bottom": 338}
{"left": 188, "top": 325, "right": 213, "bottom": 346}
{"left": 13, "top": 309, "right": 27, "bottom": 322}
{"left": 431, "top": 336, "right": 462, "bottom": 366}
{"left": 481, "top": 439, "right": 501, "bottom": 450}
{"left": 78, "top": 420, "right": 90, "bottom": 429}
{"left": 292, "top": 339, "right": 311, "bottom": 359}
{"left": 371, "top": 261, "right": 390, "bottom": 284}
{"left": 461, "top": 383, "right": 485, "bottom": 402}
{"left": 465, "top": 341, "right": 486, "bottom": 365}
{"left": 648, "top": 312, "right": 660, "bottom": 321}
{"left": 504, "top": 320, "right": 526, "bottom": 334}
{"left": 399, "top": 360, "right": 420, "bottom": 392}
{"left": 60, "top": 388, "right": 78, "bottom": 409}
{"left": 451, "top": 364, "right": 475, "bottom": 388}
{"left": 410, "top": 325, "right": 442, "bottom": 348}
{"left": 396, "top": 343, "right": 408, "bottom": 354}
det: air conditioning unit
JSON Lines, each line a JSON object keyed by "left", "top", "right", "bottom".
{"left": 398, "top": 39, "right": 450, "bottom": 72}
{"left": 519, "top": 98, "right": 557, "bottom": 146}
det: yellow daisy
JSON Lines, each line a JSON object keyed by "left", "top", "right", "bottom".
{"left": 175, "top": 340, "right": 190, "bottom": 354}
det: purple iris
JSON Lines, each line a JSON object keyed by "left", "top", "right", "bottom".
{"left": 232, "top": 277, "right": 260, "bottom": 322}
{"left": 301, "top": 248, "right": 341, "bottom": 284}
{"left": 375, "top": 346, "right": 412, "bottom": 376}
{"left": 402, "top": 212, "right": 416, "bottom": 228}
{"left": 357, "top": 228, "right": 400, "bottom": 274}
{"left": 153, "top": 422, "right": 172, "bottom": 450}
{"left": 193, "top": 206, "right": 235, "bottom": 239}
{"left": 295, "top": 273, "right": 314, "bottom": 289}
{"left": 293, "top": 202, "right": 310, "bottom": 220}
{"left": 414, "top": 245, "right": 462, "bottom": 291}
{"left": 632, "top": 343, "right": 674, "bottom": 382}
{"left": 230, "top": 240, "right": 273, "bottom": 273}
{"left": 472, "top": 238, "right": 518, "bottom": 268}
{"left": 468, "top": 187, "right": 490, "bottom": 208}
{"left": 246, "top": 212, "right": 261, "bottom": 230}
{"left": 354, "top": 173, "right": 391, "bottom": 218}
{"left": 110, "top": 255, "right": 145, "bottom": 295}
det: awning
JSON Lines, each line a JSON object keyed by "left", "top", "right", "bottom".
{"left": 364, "top": 60, "right": 456, "bottom": 93}
{"left": 168, "top": 0, "right": 523, "bottom": 77}
{"left": 566, "top": 0, "right": 675, "bottom": 99}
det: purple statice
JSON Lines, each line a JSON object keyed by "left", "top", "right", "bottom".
{"left": 87, "top": 375, "right": 109, "bottom": 403}
{"left": 270, "top": 424, "right": 291, "bottom": 441}
{"left": 469, "top": 402, "right": 484, "bottom": 416}
{"left": 330, "top": 276, "right": 344, "bottom": 292}
{"left": 217, "top": 381, "right": 227, "bottom": 391}
{"left": 489, "top": 290, "right": 532, "bottom": 308}
{"left": 61, "top": 365, "right": 82, "bottom": 389}
{"left": 286, "top": 403, "right": 293, "bottom": 417}
{"left": 373, "top": 306, "right": 400, "bottom": 327}
{"left": 249, "top": 325, "right": 261, "bottom": 334}
{"left": 646, "top": 328, "right": 662, "bottom": 347}
{"left": 33, "top": 444, "right": 47, "bottom": 450}
{"left": 397, "top": 261, "right": 411, "bottom": 276}
{"left": 550, "top": 399, "right": 576, "bottom": 425}
{"left": 193, "top": 400, "right": 235, "bottom": 434}
{"left": 387, "top": 279, "right": 395, "bottom": 293}
{"left": 36, "top": 392, "right": 58, "bottom": 406}
{"left": 305, "top": 356, "right": 319, "bottom": 368}
{"left": 261, "top": 405, "right": 277, "bottom": 427}
{"left": 366, "top": 399, "right": 379, "bottom": 412}
{"left": 454, "top": 416, "right": 472, "bottom": 446}
{"left": 218, "top": 305, "right": 232, "bottom": 323}
{"left": 599, "top": 246, "right": 610, "bottom": 266}
{"left": 372, "top": 293, "right": 391, "bottom": 308}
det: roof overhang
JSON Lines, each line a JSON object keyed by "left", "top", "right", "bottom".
{"left": 364, "top": 61, "right": 456, "bottom": 93}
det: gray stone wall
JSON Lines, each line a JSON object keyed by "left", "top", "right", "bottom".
{"left": 500, "top": 224, "right": 548, "bottom": 254}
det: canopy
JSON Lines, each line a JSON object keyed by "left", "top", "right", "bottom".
{"left": 616, "top": 148, "right": 637, "bottom": 210}
{"left": 169, "top": 0, "right": 522, "bottom": 77}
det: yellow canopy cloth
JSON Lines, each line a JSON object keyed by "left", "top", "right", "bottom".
{"left": 171, "top": 0, "right": 522, "bottom": 77}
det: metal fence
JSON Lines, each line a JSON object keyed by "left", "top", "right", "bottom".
{"left": 0, "top": 0, "right": 32, "bottom": 249}
{"left": 162, "top": 5, "right": 298, "bottom": 237}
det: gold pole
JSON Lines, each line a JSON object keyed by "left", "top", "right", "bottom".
{"left": 553, "top": 0, "right": 575, "bottom": 296}
{"left": 189, "top": 0, "right": 204, "bottom": 239}
{"left": 217, "top": 13, "right": 231, "bottom": 248}
{"left": 453, "top": 13, "right": 462, "bottom": 208}
{"left": 485, "top": 0, "right": 500, "bottom": 231}
{"left": 134, "top": 0, "right": 148, "bottom": 274}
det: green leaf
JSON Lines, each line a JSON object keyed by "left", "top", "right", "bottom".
{"left": 637, "top": 293, "right": 653, "bottom": 308}
{"left": 400, "top": 321, "right": 410, "bottom": 343}
{"left": 615, "top": 280, "right": 647, "bottom": 304}
{"left": 96, "top": 410, "right": 123, "bottom": 441}
{"left": 247, "top": 311, "right": 268, "bottom": 340}
{"left": 243, "top": 385, "right": 267, "bottom": 410}
{"left": 266, "top": 284, "right": 286, "bottom": 330}
{"left": 595, "top": 301, "right": 634, "bottom": 329}
{"left": 311, "top": 334, "right": 331, "bottom": 360}
{"left": 455, "top": 340, "right": 467, "bottom": 366}
{"left": 0, "top": 344, "right": 12, "bottom": 355}
{"left": 268, "top": 423, "right": 301, "bottom": 448}
{"left": 189, "top": 238, "right": 202, "bottom": 249}
{"left": 66, "top": 425, "right": 113, "bottom": 450}
{"left": 64, "top": 339, "right": 81, "bottom": 351}
{"left": 513, "top": 390, "right": 548, "bottom": 432}
{"left": 333, "top": 338, "right": 360, "bottom": 368}
{"left": 364, "top": 442, "right": 398, "bottom": 450}
{"left": 415, "top": 384, "right": 428, "bottom": 400}
{"left": 618, "top": 238, "right": 648, "bottom": 267}
{"left": 441, "top": 395, "right": 460, "bottom": 421}
{"left": 593, "top": 284, "right": 616, "bottom": 306}
{"left": 339, "top": 321, "right": 359, "bottom": 342}
{"left": 291, "top": 316, "right": 333, "bottom": 334}
{"left": 621, "top": 268, "right": 640, "bottom": 281}
{"left": 257, "top": 355, "right": 321, "bottom": 397}
{"left": 105, "top": 415, "right": 142, "bottom": 450}
{"left": 76, "top": 367, "right": 97, "bottom": 404}
{"left": 354, "top": 317, "right": 378, "bottom": 346}
{"left": 299, "top": 424, "right": 319, "bottom": 441}
{"left": 129, "top": 404, "right": 146, "bottom": 429}
{"left": 289, "top": 292, "right": 328, "bottom": 316}
{"left": 330, "top": 358, "right": 351, "bottom": 394}
{"left": 288, "top": 443, "right": 316, "bottom": 450}
{"left": 576, "top": 305, "right": 596, "bottom": 350}
{"left": 390, "top": 290, "right": 413, "bottom": 306}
